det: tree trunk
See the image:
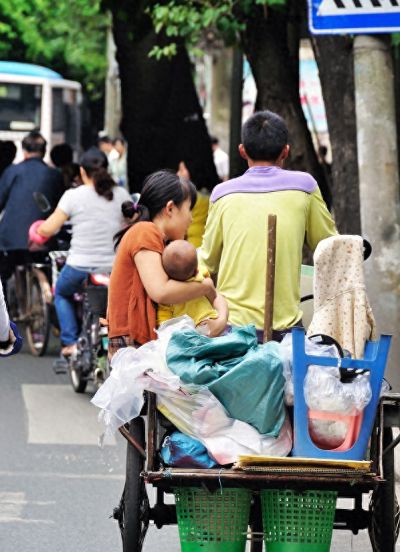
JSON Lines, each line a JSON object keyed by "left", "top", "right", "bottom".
{"left": 108, "top": 1, "right": 219, "bottom": 192}
{"left": 312, "top": 36, "right": 361, "bottom": 234}
{"left": 240, "top": 2, "right": 332, "bottom": 208}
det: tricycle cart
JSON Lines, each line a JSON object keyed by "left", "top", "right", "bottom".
{"left": 114, "top": 353, "right": 400, "bottom": 552}
{"left": 112, "top": 219, "right": 399, "bottom": 551}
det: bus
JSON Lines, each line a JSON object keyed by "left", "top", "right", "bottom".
{"left": 0, "top": 61, "right": 82, "bottom": 161}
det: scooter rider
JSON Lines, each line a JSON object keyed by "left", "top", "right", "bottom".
{"left": 30, "top": 147, "right": 131, "bottom": 357}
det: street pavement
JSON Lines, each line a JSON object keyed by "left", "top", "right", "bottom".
{"left": 0, "top": 337, "right": 398, "bottom": 551}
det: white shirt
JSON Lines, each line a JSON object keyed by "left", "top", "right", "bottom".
{"left": 213, "top": 147, "right": 229, "bottom": 181}
{"left": 58, "top": 185, "right": 131, "bottom": 269}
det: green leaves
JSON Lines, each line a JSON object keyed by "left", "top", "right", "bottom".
{"left": 0, "top": 0, "right": 108, "bottom": 99}
{"left": 149, "top": 43, "right": 178, "bottom": 59}
{"left": 148, "top": 0, "right": 287, "bottom": 57}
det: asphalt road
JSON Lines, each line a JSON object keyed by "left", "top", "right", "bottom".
{"left": 0, "top": 337, "right": 397, "bottom": 552}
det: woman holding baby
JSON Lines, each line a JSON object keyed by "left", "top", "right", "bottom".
{"left": 107, "top": 169, "right": 227, "bottom": 358}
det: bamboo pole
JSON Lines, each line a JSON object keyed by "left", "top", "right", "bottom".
{"left": 263, "top": 214, "right": 277, "bottom": 343}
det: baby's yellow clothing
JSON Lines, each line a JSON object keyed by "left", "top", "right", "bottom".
{"left": 157, "top": 268, "right": 218, "bottom": 326}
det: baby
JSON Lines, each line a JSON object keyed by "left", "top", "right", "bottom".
{"left": 158, "top": 240, "right": 227, "bottom": 336}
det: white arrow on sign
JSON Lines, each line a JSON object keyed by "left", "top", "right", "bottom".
{"left": 318, "top": 0, "right": 400, "bottom": 16}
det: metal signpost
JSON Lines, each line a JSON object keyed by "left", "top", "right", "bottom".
{"left": 309, "top": 0, "right": 400, "bottom": 34}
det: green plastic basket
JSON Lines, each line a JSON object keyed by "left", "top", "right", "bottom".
{"left": 174, "top": 487, "right": 251, "bottom": 552}
{"left": 261, "top": 489, "right": 337, "bottom": 552}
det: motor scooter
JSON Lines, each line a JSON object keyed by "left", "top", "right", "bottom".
{"left": 53, "top": 271, "right": 110, "bottom": 393}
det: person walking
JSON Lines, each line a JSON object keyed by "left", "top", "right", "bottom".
{"left": 109, "top": 138, "right": 128, "bottom": 190}
{"left": 211, "top": 135, "right": 229, "bottom": 182}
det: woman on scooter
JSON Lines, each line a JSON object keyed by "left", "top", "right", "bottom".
{"left": 107, "top": 169, "right": 227, "bottom": 358}
{"left": 33, "top": 147, "right": 131, "bottom": 357}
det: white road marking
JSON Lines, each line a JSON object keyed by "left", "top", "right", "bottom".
{"left": 22, "top": 384, "right": 115, "bottom": 446}
{"left": 0, "top": 492, "right": 55, "bottom": 525}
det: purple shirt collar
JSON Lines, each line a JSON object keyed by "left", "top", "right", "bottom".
{"left": 210, "top": 166, "right": 317, "bottom": 203}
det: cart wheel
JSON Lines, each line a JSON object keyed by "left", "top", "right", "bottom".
{"left": 249, "top": 494, "right": 264, "bottom": 552}
{"left": 117, "top": 418, "right": 149, "bottom": 552}
{"left": 369, "top": 427, "right": 400, "bottom": 551}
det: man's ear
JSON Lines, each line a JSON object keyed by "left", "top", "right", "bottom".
{"left": 280, "top": 144, "right": 290, "bottom": 162}
{"left": 238, "top": 143, "right": 248, "bottom": 161}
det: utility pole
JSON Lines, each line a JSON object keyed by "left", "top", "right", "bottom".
{"left": 353, "top": 35, "right": 400, "bottom": 389}
{"left": 104, "top": 27, "right": 122, "bottom": 138}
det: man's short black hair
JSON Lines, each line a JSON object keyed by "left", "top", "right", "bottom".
{"left": 210, "top": 135, "right": 219, "bottom": 146}
{"left": 241, "top": 111, "right": 288, "bottom": 162}
{"left": 22, "top": 131, "right": 47, "bottom": 157}
{"left": 50, "top": 143, "right": 73, "bottom": 167}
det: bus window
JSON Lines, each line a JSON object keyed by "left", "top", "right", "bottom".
{"left": 52, "top": 87, "right": 79, "bottom": 150}
{"left": 0, "top": 83, "right": 42, "bottom": 131}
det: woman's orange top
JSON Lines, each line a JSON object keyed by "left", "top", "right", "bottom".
{"left": 107, "top": 221, "right": 164, "bottom": 344}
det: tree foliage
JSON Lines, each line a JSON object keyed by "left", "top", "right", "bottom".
{"left": 0, "top": 0, "right": 108, "bottom": 99}
{"left": 148, "top": 0, "right": 286, "bottom": 58}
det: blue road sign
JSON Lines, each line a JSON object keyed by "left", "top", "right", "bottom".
{"left": 308, "top": 0, "right": 400, "bottom": 34}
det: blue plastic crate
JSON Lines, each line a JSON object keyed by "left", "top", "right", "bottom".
{"left": 291, "top": 327, "right": 391, "bottom": 460}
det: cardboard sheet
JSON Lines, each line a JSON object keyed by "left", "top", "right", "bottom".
{"left": 237, "top": 455, "right": 371, "bottom": 472}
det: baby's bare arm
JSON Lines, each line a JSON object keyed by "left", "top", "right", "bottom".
{"left": 197, "top": 292, "right": 228, "bottom": 337}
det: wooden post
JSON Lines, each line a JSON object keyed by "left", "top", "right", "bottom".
{"left": 263, "top": 214, "right": 277, "bottom": 343}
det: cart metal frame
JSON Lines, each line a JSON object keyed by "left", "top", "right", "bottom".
{"left": 114, "top": 391, "right": 400, "bottom": 551}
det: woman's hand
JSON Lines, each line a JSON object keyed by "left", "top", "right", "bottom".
{"left": 135, "top": 250, "right": 218, "bottom": 305}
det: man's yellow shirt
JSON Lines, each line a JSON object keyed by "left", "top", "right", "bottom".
{"left": 199, "top": 188, "right": 337, "bottom": 331}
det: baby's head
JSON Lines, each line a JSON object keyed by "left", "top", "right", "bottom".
{"left": 162, "top": 240, "right": 198, "bottom": 281}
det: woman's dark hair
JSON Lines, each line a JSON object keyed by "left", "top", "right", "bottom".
{"left": 80, "top": 147, "right": 115, "bottom": 201}
{"left": 115, "top": 169, "right": 197, "bottom": 248}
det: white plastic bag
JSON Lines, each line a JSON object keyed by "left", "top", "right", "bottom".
{"left": 92, "top": 315, "right": 292, "bottom": 464}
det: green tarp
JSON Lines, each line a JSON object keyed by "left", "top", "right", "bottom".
{"left": 166, "top": 325, "right": 285, "bottom": 437}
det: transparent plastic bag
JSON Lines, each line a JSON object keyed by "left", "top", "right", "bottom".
{"left": 278, "top": 333, "right": 340, "bottom": 406}
{"left": 304, "top": 364, "right": 372, "bottom": 450}
{"left": 304, "top": 364, "right": 372, "bottom": 414}
{"left": 92, "top": 315, "right": 292, "bottom": 464}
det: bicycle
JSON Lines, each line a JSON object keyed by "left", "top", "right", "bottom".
{"left": 7, "top": 253, "right": 52, "bottom": 356}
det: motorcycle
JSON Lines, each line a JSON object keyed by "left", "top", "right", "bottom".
{"left": 53, "top": 271, "right": 110, "bottom": 393}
